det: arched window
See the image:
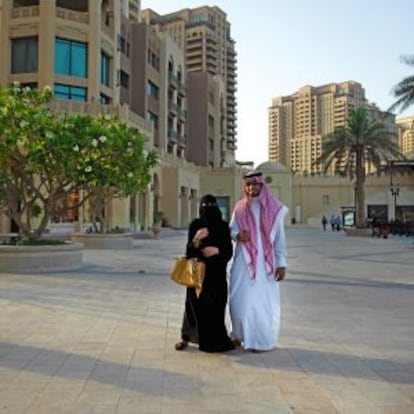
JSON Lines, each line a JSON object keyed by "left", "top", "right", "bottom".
{"left": 56, "top": 0, "right": 88, "bottom": 12}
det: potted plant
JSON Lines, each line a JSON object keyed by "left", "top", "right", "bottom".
{"left": 152, "top": 211, "right": 164, "bottom": 238}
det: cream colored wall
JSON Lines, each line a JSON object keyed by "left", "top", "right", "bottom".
{"left": 258, "top": 169, "right": 293, "bottom": 224}
{"left": 292, "top": 176, "right": 352, "bottom": 224}
{"left": 199, "top": 167, "right": 245, "bottom": 213}
{"left": 161, "top": 165, "right": 179, "bottom": 226}
{"left": 159, "top": 159, "right": 200, "bottom": 228}
{"left": 292, "top": 174, "right": 414, "bottom": 225}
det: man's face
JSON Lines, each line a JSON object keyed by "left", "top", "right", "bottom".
{"left": 244, "top": 178, "right": 262, "bottom": 198}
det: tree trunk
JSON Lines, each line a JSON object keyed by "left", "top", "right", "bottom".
{"left": 355, "top": 152, "right": 366, "bottom": 228}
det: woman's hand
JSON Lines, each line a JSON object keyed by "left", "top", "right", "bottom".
{"left": 192, "top": 227, "right": 209, "bottom": 248}
{"left": 201, "top": 246, "right": 219, "bottom": 257}
{"left": 193, "top": 227, "right": 209, "bottom": 244}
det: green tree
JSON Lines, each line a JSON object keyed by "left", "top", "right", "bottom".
{"left": 0, "top": 84, "right": 157, "bottom": 241}
{"left": 389, "top": 55, "right": 414, "bottom": 113}
{"left": 315, "top": 107, "right": 404, "bottom": 228}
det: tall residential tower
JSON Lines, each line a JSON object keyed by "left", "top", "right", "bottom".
{"left": 268, "top": 81, "right": 396, "bottom": 175}
{"left": 142, "top": 6, "right": 237, "bottom": 167}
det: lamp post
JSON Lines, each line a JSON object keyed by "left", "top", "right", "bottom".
{"left": 390, "top": 186, "right": 400, "bottom": 220}
{"left": 389, "top": 161, "right": 400, "bottom": 221}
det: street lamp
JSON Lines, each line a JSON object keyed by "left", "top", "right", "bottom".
{"left": 390, "top": 186, "right": 400, "bottom": 220}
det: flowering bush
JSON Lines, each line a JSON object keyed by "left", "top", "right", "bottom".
{"left": 0, "top": 84, "right": 157, "bottom": 240}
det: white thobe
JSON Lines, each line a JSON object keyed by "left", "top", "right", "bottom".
{"left": 229, "top": 200, "right": 288, "bottom": 351}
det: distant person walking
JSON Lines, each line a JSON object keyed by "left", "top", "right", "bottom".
{"left": 335, "top": 215, "right": 341, "bottom": 231}
{"left": 330, "top": 214, "right": 336, "bottom": 231}
{"left": 321, "top": 215, "right": 327, "bottom": 231}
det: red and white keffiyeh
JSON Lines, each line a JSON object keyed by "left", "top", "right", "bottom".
{"left": 233, "top": 173, "right": 284, "bottom": 280}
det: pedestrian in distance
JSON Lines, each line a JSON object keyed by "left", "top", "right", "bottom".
{"left": 321, "top": 215, "right": 327, "bottom": 231}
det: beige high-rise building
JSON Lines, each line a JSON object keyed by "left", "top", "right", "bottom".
{"left": 0, "top": 1, "right": 242, "bottom": 232}
{"left": 268, "top": 81, "right": 395, "bottom": 175}
{"left": 141, "top": 6, "right": 237, "bottom": 168}
{"left": 397, "top": 116, "right": 414, "bottom": 156}
{"left": 0, "top": 0, "right": 162, "bottom": 231}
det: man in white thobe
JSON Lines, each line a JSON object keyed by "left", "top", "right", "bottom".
{"left": 229, "top": 171, "right": 288, "bottom": 352}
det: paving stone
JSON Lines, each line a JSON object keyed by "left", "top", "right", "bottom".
{"left": 0, "top": 228, "right": 413, "bottom": 413}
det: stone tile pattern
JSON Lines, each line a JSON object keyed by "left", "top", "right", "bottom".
{"left": 0, "top": 228, "right": 413, "bottom": 413}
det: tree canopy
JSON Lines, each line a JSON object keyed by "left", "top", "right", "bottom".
{"left": 0, "top": 84, "right": 158, "bottom": 240}
{"left": 315, "top": 107, "right": 404, "bottom": 227}
{"left": 389, "top": 55, "right": 414, "bottom": 113}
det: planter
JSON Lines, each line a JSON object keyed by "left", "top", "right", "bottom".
{"left": 344, "top": 228, "right": 372, "bottom": 237}
{"left": 71, "top": 233, "right": 134, "bottom": 249}
{"left": 0, "top": 242, "right": 83, "bottom": 273}
{"left": 152, "top": 225, "right": 161, "bottom": 238}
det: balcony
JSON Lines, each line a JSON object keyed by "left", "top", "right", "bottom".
{"left": 56, "top": 7, "right": 89, "bottom": 24}
{"left": 178, "top": 134, "right": 186, "bottom": 148}
{"left": 168, "top": 100, "right": 178, "bottom": 116}
{"left": 168, "top": 130, "right": 178, "bottom": 142}
{"left": 11, "top": 5, "right": 39, "bottom": 18}
{"left": 168, "top": 72, "right": 178, "bottom": 88}
{"left": 177, "top": 106, "right": 186, "bottom": 120}
{"left": 49, "top": 99, "right": 153, "bottom": 138}
{"left": 177, "top": 81, "right": 186, "bottom": 96}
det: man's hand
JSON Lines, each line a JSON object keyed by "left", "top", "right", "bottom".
{"left": 275, "top": 267, "right": 286, "bottom": 281}
{"left": 236, "top": 229, "right": 250, "bottom": 243}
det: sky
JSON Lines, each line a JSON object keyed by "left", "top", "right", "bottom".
{"left": 142, "top": 0, "right": 414, "bottom": 166}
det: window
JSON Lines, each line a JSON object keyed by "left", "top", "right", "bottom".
{"left": 11, "top": 37, "right": 38, "bottom": 73}
{"left": 99, "top": 93, "right": 111, "bottom": 104}
{"left": 322, "top": 195, "right": 330, "bottom": 205}
{"left": 120, "top": 70, "right": 129, "bottom": 89}
{"left": 55, "top": 37, "right": 87, "bottom": 78}
{"left": 117, "top": 35, "right": 129, "bottom": 57}
{"left": 100, "top": 51, "right": 110, "bottom": 86}
{"left": 56, "top": 0, "right": 88, "bottom": 12}
{"left": 146, "top": 111, "right": 159, "bottom": 130}
{"left": 54, "top": 83, "right": 87, "bottom": 101}
{"left": 147, "top": 80, "right": 159, "bottom": 99}
{"left": 13, "top": 0, "right": 39, "bottom": 6}
{"left": 20, "top": 82, "right": 38, "bottom": 89}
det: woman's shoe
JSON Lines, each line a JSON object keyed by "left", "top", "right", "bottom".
{"left": 232, "top": 338, "right": 242, "bottom": 348}
{"left": 174, "top": 341, "right": 189, "bottom": 351}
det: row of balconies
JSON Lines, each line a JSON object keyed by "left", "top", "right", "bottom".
{"left": 168, "top": 101, "right": 186, "bottom": 119}
{"left": 168, "top": 129, "right": 186, "bottom": 145}
{"left": 11, "top": 5, "right": 89, "bottom": 24}
{"left": 49, "top": 99, "right": 153, "bottom": 135}
{"left": 168, "top": 72, "right": 185, "bottom": 95}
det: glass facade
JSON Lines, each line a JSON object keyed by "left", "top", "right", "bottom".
{"left": 101, "top": 51, "right": 110, "bottom": 86}
{"left": 54, "top": 83, "right": 87, "bottom": 101}
{"left": 55, "top": 38, "right": 87, "bottom": 78}
{"left": 11, "top": 37, "right": 38, "bottom": 73}
{"left": 147, "top": 80, "right": 159, "bottom": 99}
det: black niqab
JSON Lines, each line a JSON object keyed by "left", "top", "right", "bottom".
{"left": 199, "top": 194, "right": 222, "bottom": 226}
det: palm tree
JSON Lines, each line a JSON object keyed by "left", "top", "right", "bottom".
{"left": 389, "top": 55, "right": 414, "bottom": 113}
{"left": 315, "top": 107, "right": 404, "bottom": 228}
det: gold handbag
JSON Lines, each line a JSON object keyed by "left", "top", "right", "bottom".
{"left": 170, "top": 256, "right": 206, "bottom": 297}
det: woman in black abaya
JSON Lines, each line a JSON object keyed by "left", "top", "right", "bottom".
{"left": 175, "top": 194, "right": 235, "bottom": 353}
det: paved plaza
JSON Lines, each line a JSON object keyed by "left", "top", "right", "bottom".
{"left": 0, "top": 227, "right": 413, "bottom": 413}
